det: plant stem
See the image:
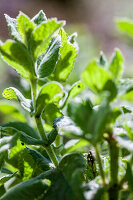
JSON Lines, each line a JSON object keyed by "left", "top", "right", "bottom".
{"left": 31, "top": 78, "right": 37, "bottom": 108}
{"left": 108, "top": 133, "right": 119, "bottom": 200}
{"left": 55, "top": 135, "right": 63, "bottom": 146}
{"left": 35, "top": 116, "right": 59, "bottom": 167}
{"left": 94, "top": 145, "right": 106, "bottom": 185}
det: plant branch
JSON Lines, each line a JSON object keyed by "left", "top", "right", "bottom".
{"left": 35, "top": 116, "right": 59, "bottom": 167}
{"left": 94, "top": 144, "right": 106, "bottom": 185}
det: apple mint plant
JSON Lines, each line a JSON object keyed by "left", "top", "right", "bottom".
{"left": 0, "top": 10, "right": 133, "bottom": 200}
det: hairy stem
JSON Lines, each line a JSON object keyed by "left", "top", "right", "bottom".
{"left": 35, "top": 116, "right": 59, "bottom": 167}
{"left": 94, "top": 145, "right": 106, "bottom": 185}
{"left": 31, "top": 78, "right": 37, "bottom": 108}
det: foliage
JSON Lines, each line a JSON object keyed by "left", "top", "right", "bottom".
{"left": 0, "top": 10, "right": 133, "bottom": 200}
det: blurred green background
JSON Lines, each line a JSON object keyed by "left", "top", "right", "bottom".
{"left": 1, "top": 0, "right": 133, "bottom": 98}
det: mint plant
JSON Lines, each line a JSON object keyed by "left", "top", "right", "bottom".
{"left": 0, "top": 10, "right": 133, "bottom": 200}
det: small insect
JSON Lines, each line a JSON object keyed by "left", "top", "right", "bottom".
{"left": 87, "top": 151, "right": 95, "bottom": 167}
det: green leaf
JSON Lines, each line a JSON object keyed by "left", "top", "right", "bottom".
{"left": 67, "top": 99, "right": 93, "bottom": 133}
{"left": 0, "top": 186, "right": 6, "bottom": 198}
{"left": 59, "top": 152, "right": 86, "bottom": 200}
{"left": 0, "top": 134, "right": 18, "bottom": 153}
{"left": 0, "top": 40, "right": 34, "bottom": 80}
{"left": 117, "top": 79, "right": 133, "bottom": 96}
{"left": 38, "top": 169, "right": 78, "bottom": 200}
{"left": 30, "top": 19, "right": 65, "bottom": 60}
{"left": 37, "top": 35, "right": 61, "bottom": 78}
{"left": 116, "top": 18, "right": 133, "bottom": 38}
{"left": 36, "top": 82, "right": 63, "bottom": 116}
{"left": 62, "top": 139, "right": 89, "bottom": 155}
{"left": 98, "top": 51, "right": 107, "bottom": 66}
{"left": 32, "top": 10, "right": 47, "bottom": 25}
{"left": 109, "top": 49, "right": 124, "bottom": 83}
{"left": 102, "top": 79, "right": 117, "bottom": 101}
{"left": 0, "top": 102, "right": 26, "bottom": 122}
{"left": 2, "top": 87, "right": 33, "bottom": 112}
{"left": 4, "top": 14, "right": 22, "bottom": 43}
{"left": 0, "top": 177, "right": 50, "bottom": 200}
{"left": 53, "top": 116, "right": 83, "bottom": 138}
{"left": 42, "top": 103, "right": 63, "bottom": 125}
{"left": 117, "top": 135, "right": 133, "bottom": 151}
{"left": 82, "top": 60, "right": 111, "bottom": 93}
{"left": 0, "top": 172, "right": 17, "bottom": 187}
{"left": 68, "top": 80, "right": 86, "bottom": 99}
{"left": 17, "top": 12, "right": 35, "bottom": 46}
{"left": 1, "top": 126, "right": 45, "bottom": 146}
{"left": 2, "top": 121, "right": 39, "bottom": 139}
{"left": 47, "top": 129, "right": 58, "bottom": 145}
{"left": 50, "top": 29, "right": 78, "bottom": 81}
{"left": 26, "top": 148, "right": 51, "bottom": 171}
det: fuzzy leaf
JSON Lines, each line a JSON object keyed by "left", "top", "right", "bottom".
{"left": 0, "top": 40, "right": 34, "bottom": 80}
{"left": 68, "top": 80, "right": 86, "bottom": 99}
{"left": 32, "top": 10, "right": 47, "bottom": 25}
{"left": 2, "top": 87, "right": 33, "bottom": 113}
{"left": 0, "top": 177, "right": 50, "bottom": 200}
{"left": 26, "top": 148, "right": 51, "bottom": 171}
{"left": 30, "top": 19, "right": 65, "bottom": 60}
{"left": 42, "top": 103, "right": 63, "bottom": 125}
{"left": 37, "top": 35, "right": 61, "bottom": 78}
{"left": 2, "top": 121, "right": 39, "bottom": 139}
{"left": 109, "top": 49, "right": 124, "bottom": 83}
{"left": 82, "top": 60, "right": 111, "bottom": 93}
{"left": 4, "top": 14, "right": 22, "bottom": 42}
{"left": 117, "top": 78, "right": 133, "bottom": 96}
{"left": 36, "top": 82, "right": 63, "bottom": 116}
{"left": 17, "top": 12, "right": 35, "bottom": 46}
{"left": 50, "top": 29, "right": 78, "bottom": 81}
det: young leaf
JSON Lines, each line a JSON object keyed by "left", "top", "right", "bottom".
{"left": 68, "top": 80, "right": 86, "bottom": 99}
{"left": 117, "top": 78, "right": 133, "bottom": 96}
{"left": 2, "top": 87, "right": 33, "bottom": 113}
{"left": 17, "top": 12, "right": 35, "bottom": 46}
{"left": 116, "top": 18, "right": 133, "bottom": 38}
{"left": 67, "top": 99, "right": 93, "bottom": 133}
{"left": 109, "top": 49, "right": 124, "bottom": 83}
{"left": 37, "top": 35, "right": 61, "bottom": 78}
{"left": 42, "top": 103, "right": 63, "bottom": 125}
{"left": 0, "top": 177, "right": 50, "bottom": 200}
{"left": 0, "top": 40, "right": 34, "bottom": 80}
{"left": 82, "top": 60, "right": 111, "bottom": 93}
{"left": 30, "top": 19, "right": 65, "bottom": 60}
{"left": 99, "top": 51, "right": 107, "bottom": 66}
{"left": 4, "top": 14, "right": 22, "bottom": 43}
{"left": 31, "top": 10, "right": 47, "bottom": 25}
{"left": 50, "top": 29, "right": 78, "bottom": 81}
{"left": 35, "top": 82, "right": 63, "bottom": 116}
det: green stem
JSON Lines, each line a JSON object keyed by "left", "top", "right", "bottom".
{"left": 31, "top": 78, "right": 37, "bottom": 108}
{"left": 55, "top": 135, "right": 63, "bottom": 146}
{"left": 108, "top": 134, "right": 119, "bottom": 200}
{"left": 35, "top": 116, "right": 59, "bottom": 167}
{"left": 94, "top": 145, "right": 106, "bottom": 185}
